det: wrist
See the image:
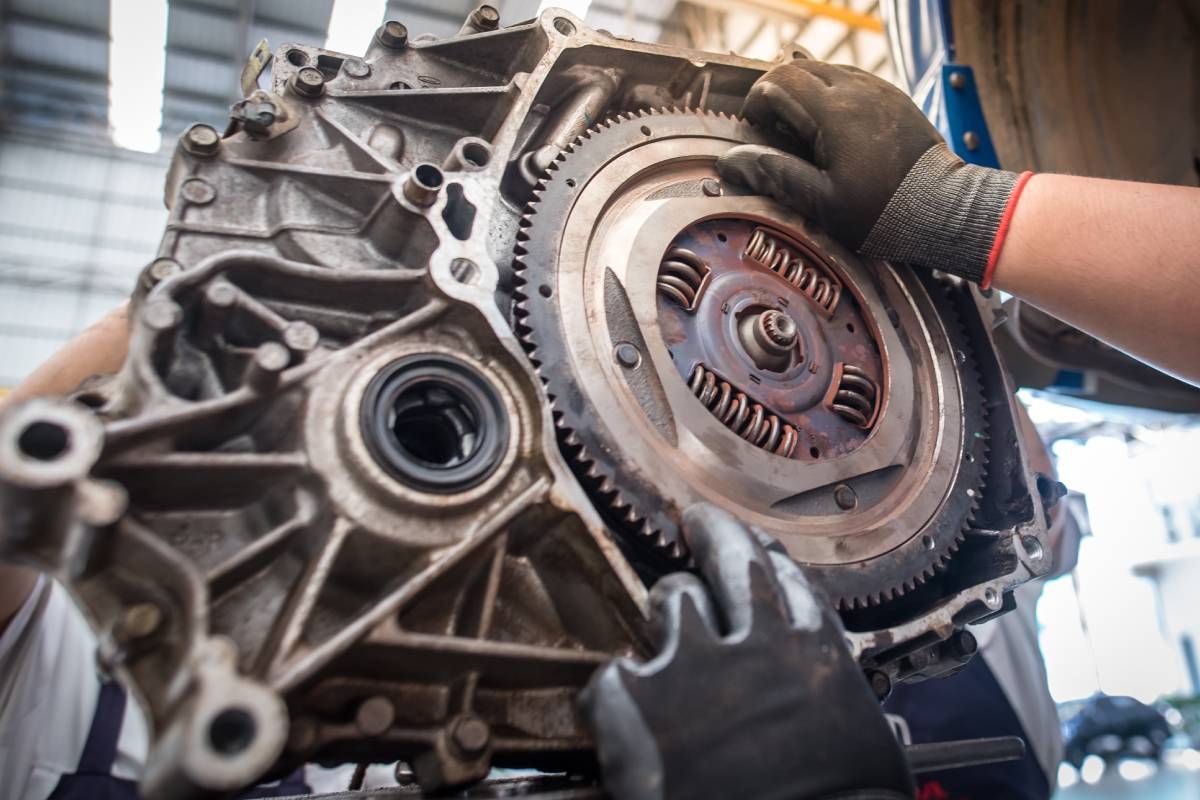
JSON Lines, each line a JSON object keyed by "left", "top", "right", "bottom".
{"left": 859, "top": 143, "right": 1028, "bottom": 284}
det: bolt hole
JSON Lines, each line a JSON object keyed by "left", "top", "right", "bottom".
{"left": 209, "top": 708, "right": 256, "bottom": 757}
{"left": 73, "top": 393, "right": 106, "bottom": 409}
{"left": 717, "top": 232, "right": 727, "bottom": 243}
{"left": 389, "top": 80, "right": 412, "bottom": 90}
{"left": 414, "top": 163, "right": 444, "bottom": 190}
{"left": 450, "top": 258, "right": 479, "bottom": 284}
{"left": 18, "top": 421, "right": 70, "bottom": 461}
{"left": 461, "top": 141, "right": 491, "bottom": 168}
{"left": 553, "top": 17, "right": 575, "bottom": 35}
{"left": 286, "top": 48, "right": 308, "bottom": 67}
{"left": 538, "top": 284, "right": 553, "bottom": 298}
{"left": 809, "top": 446, "right": 820, "bottom": 459}
{"left": 1022, "top": 536, "right": 1044, "bottom": 561}
{"left": 640, "top": 125, "right": 651, "bottom": 136}
{"left": 966, "top": 453, "right": 975, "bottom": 463}
{"left": 921, "top": 535, "right": 934, "bottom": 551}
{"left": 565, "top": 178, "right": 577, "bottom": 188}
{"left": 846, "top": 322, "right": 855, "bottom": 333}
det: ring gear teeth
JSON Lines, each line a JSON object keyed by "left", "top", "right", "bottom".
{"left": 513, "top": 108, "right": 988, "bottom": 603}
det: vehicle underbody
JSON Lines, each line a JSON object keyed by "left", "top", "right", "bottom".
{"left": 0, "top": 8, "right": 1051, "bottom": 798}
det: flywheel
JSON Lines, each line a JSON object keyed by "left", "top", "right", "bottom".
{"left": 515, "top": 109, "right": 988, "bottom": 611}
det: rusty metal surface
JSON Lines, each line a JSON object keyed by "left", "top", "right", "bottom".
{"left": 0, "top": 7, "right": 1051, "bottom": 798}
{"left": 658, "top": 218, "right": 883, "bottom": 460}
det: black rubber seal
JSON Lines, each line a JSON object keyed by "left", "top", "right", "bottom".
{"left": 361, "top": 355, "right": 508, "bottom": 493}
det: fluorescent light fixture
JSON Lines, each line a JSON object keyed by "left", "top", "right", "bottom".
{"left": 108, "top": 0, "right": 168, "bottom": 153}
{"left": 326, "top": 0, "right": 388, "bottom": 56}
{"left": 537, "top": 0, "right": 591, "bottom": 19}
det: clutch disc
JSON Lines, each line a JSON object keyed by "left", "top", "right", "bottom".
{"left": 515, "top": 109, "right": 987, "bottom": 609}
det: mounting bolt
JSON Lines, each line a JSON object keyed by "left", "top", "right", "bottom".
{"left": 355, "top": 696, "right": 396, "bottom": 737}
{"left": 614, "top": 342, "right": 641, "bottom": 368}
{"left": 948, "top": 71, "right": 966, "bottom": 90}
{"left": 450, "top": 716, "right": 490, "bottom": 757}
{"left": 290, "top": 66, "right": 325, "bottom": 98}
{"left": 948, "top": 629, "right": 978, "bottom": 659}
{"left": 701, "top": 178, "right": 721, "bottom": 197}
{"left": 904, "top": 649, "right": 932, "bottom": 673}
{"left": 142, "top": 258, "right": 182, "bottom": 292}
{"left": 377, "top": 20, "right": 409, "bottom": 49}
{"left": 833, "top": 483, "right": 857, "bottom": 511}
{"left": 117, "top": 602, "right": 162, "bottom": 641}
{"left": 182, "top": 123, "right": 220, "bottom": 157}
{"left": 962, "top": 131, "right": 980, "bottom": 151}
{"left": 462, "top": 4, "right": 500, "bottom": 33}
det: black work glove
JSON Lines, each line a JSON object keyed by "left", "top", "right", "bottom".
{"left": 718, "top": 60, "right": 1028, "bottom": 286}
{"left": 580, "top": 504, "right": 914, "bottom": 800}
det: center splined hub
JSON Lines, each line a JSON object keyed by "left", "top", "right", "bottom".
{"left": 657, "top": 220, "right": 883, "bottom": 461}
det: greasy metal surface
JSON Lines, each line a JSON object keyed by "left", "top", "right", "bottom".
{"left": 0, "top": 8, "right": 1051, "bottom": 798}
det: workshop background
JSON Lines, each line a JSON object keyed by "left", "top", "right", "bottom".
{"left": 0, "top": 1, "right": 1197, "bottom": 797}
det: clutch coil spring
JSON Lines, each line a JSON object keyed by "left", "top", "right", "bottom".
{"left": 830, "top": 363, "right": 878, "bottom": 429}
{"left": 689, "top": 364, "right": 798, "bottom": 457}
{"left": 744, "top": 228, "right": 841, "bottom": 313}
{"left": 656, "top": 247, "right": 710, "bottom": 311}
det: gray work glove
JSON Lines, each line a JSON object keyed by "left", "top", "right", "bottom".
{"left": 717, "top": 61, "right": 1029, "bottom": 286}
{"left": 579, "top": 503, "right": 914, "bottom": 800}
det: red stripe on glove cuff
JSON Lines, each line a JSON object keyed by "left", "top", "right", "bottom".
{"left": 981, "top": 171, "right": 1034, "bottom": 290}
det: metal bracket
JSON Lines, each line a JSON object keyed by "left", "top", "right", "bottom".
{"left": 941, "top": 64, "right": 1000, "bottom": 168}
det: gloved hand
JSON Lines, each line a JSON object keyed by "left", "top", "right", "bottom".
{"left": 579, "top": 503, "right": 914, "bottom": 800}
{"left": 717, "top": 60, "right": 1032, "bottom": 287}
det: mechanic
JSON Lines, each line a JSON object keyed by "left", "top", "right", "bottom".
{"left": 2, "top": 58, "right": 1198, "bottom": 800}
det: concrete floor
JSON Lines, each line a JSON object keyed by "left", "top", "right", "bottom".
{"left": 1057, "top": 754, "right": 1200, "bottom": 799}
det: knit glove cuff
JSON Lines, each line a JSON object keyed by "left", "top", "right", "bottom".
{"left": 861, "top": 143, "right": 1026, "bottom": 285}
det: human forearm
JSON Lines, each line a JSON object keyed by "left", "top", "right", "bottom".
{"left": 0, "top": 303, "right": 130, "bottom": 633}
{"left": 5, "top": 303, "right": 130, "bottom": 404}
{"left": 991, "top": 175, "right": 1200, "bottom": 385}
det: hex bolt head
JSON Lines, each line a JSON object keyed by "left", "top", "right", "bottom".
{"left": 291, "top": 66, "right": 326, "bottom": 98}
{"left": 701, "top": 178, "right": 722, "bottom": 197}
{"left": 182, "top": 123, "right": 220, "bottom": 157}
{"left": 378, "top": 20, "right": 409, "bottom": 48}
{"left": 948, "top": 71, "right": 966, "bottom": 90}
{"left": 469, "top": 5, "right": 500, "bottom": 31}
{"left": 614, "top": 342, "right": 640, "bottom": 368}
{"left": 450, "top": 716, "right": 490, "bottom": 756}
{"left": 833, "top": 483, "right": 857, "bottom": 510}
{"left": 118, "top": 602, "right": 162, "bottom": 641}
